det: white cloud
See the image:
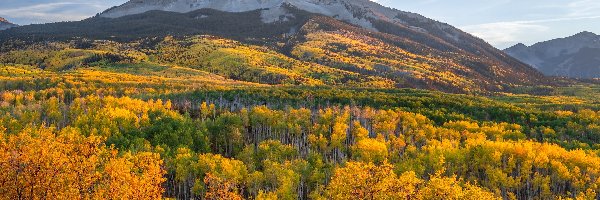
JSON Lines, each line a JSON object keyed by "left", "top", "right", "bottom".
{"left": 567, "top": 0, "right": 600, "bottom": 17}
{"left": 0, "top": 1, "right": 122, "bottom": 24}
{"left": 462, "top": 22, "right": 549, "bottom": 47}
{"left": 461, "top": 15, "right": 600, "bottom": 48}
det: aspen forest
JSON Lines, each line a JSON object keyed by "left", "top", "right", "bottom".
{"left": 1, "top": 36, "right": 600, "bottom": 200}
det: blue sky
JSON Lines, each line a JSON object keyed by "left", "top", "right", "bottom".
{"left": 1, "top": 0, "right": 599, "bottom": 49}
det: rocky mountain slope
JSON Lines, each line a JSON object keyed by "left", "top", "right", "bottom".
{"left": 100, "top": 0, "right": 426, "bottom": 28}
{"left": 0, "top": 17, "right": 18, "bottom": 31}
{"left": 0, "top": 0, "right": 546, "bottom": 93}
{"left": 505, "top": 31, "right": 600, "bottom": 78}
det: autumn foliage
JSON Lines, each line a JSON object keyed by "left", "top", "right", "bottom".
{"left": 2, "top": 38, "right": 600, "bottom": 199}
{"left": 0, "top": 127, "right": 165, "bottom": 199}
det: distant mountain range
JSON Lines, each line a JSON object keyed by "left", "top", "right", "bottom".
{"left": 0, "top": 0, "right": 546, "bottom": 93}
{"left": 505, "top": 31, "right": 600, "bottom": 79}
{"left": 0, "top": 17, "right": 18, "bottom": 31}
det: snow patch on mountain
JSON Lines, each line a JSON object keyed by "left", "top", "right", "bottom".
{"left": 100, "top": 0, "right": 432, "bottom": 30}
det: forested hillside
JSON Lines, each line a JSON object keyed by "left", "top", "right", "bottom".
{"left": 2, "top": 42, "right": 600, "bottom": 199}
{"left": 0, "top": 8, "right": 547, "bottom": 93}
{"left": 0, "top": 0, "right": 598, "bottom": 199}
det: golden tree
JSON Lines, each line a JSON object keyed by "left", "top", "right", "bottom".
{"left": 204, "top": 173, "right": 243, "bottom": 200}
{"left": 325, "top": 162, "right": 422, "bottom": 200}
{"left": 0, "top": 126, "right": 165, "bottom": 200}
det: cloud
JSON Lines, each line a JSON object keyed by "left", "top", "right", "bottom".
{"left": 0, "top": 1, "right": 123, "bottom": 24}
{"left": 462, "top": 22, "right": 549, "bottom": 47}
{"left": 461, "top": 15, "right": 600, "bottom": 48}
{"left": 567, "top": 0, "right": 600, "bottom": 17}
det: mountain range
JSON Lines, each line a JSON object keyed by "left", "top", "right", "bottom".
{"left": 0, "top": 17, "right": 18, "bottom": 31}
{"left": 0, "top": 0, "right": 546, "bottom": 93}
{"left": 505, "top": 31, "right": 600, "bottom": 79}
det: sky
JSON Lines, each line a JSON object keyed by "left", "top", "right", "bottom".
{"left": 1, "top": 0, "right": 600, "bottom": 49}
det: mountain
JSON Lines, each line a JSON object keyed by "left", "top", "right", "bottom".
{"left": 505, "top": 31, "right": 600, "bottom": 78}
{"left": 0, "top": 17, "right": 18, "bottom": 31}
{"left": 0, "top": 0, "right": 546, "bottom": 93}
{"left": 100, "top": 0, "right": 379, "bottom": 27}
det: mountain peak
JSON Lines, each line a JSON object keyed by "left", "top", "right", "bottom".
{"left": 571, "top": 31, "right": 598, "bottom": 39}
{"left": 0, "top": 17, "right": 18, "bottom": 31}
{"left": 504, "top": 32, "right": 600, "bottom": 78}
{"left": 504, "top": 43, "right": 529, "bottom": 53}
{"left": 0, "top": 17, "right": 11, "bottom": 24}
{"left": 575, "top": 31, "right": 596, "bottom": 36}
{"left": 508, "top": 43, "right": 527, "bottom": 49}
